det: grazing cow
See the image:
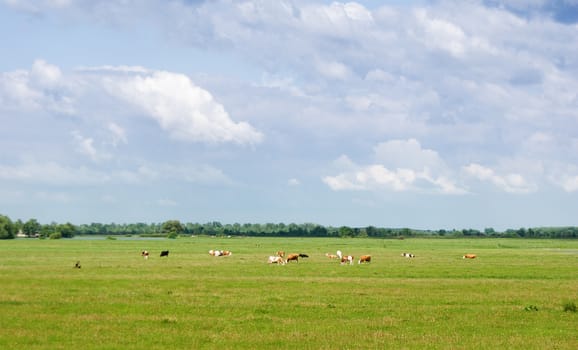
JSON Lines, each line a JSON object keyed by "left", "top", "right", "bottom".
{"left": 401, "top": 252, "right": 415, "bottom": 258}
{"left": 299, "top": 253, "right": 309, "bottom": 258}
{"left": 340, "top": 255, "right": 354, "bottom": 265}
{"left": 74, "top": 261, "right": 81, "bottom": 269}
{"left": 160, "top": 250, "right": 169, "bottom": 257}
{"left": 268, "top": 256, "right": 286, "bottom": 265}
{"left": 276, "top": 251, "right": 285, "bottom": 258}
{"left": 463, "top": 254, "right": 477, "bottom": 259}
{"left": 358, "top": 255, "right": 371, "bottom": 264}
{"left": 325, "top": 253, "right": 338, "bottom": 259}
{"left": 141, "top": 250, "right": 149, "bottom": 260}
{"left": 286, "top": 253, "right": 300, "bottom": 263}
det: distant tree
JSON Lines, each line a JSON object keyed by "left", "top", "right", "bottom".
{"left": 162, "top": 220, "right": 184, "bottom": 238}
{"left": 23, "top": 219, "right": 41, "bottom": 237}
{"left": 339, "top": 226, "right": 354, "bottom": 238}
{"left": 0, "top": 214, "right": 16, "bottom": 239}
{"left": 58, "top": 223, "right": 77, "bottom": 238}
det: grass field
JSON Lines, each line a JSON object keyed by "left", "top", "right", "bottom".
{"left": 1, "top": 237, "right": 577, "bottom": 349}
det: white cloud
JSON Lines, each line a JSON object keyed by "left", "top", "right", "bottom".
{"left": 323, "top": 139, "right": 466, "bottom": 194}
{"left": 72, "top": 131, "right": 111, "bottom": 162}
{"left": 463, "top": 163, "right": 537, "bottom": 193}
{"left": 102, "top": 69, "right": 263, "bottom": 145}
{"left": 0, "top": 60, "right": 74, "bottom": 114}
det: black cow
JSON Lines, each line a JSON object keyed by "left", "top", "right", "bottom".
{"left": 298, "top": 254, "right": 309, "bottom": 258}
{"left": 160, "top": 250, "right": 169, "bottom": 257}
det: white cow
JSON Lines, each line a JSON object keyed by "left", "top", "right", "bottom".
{"left": 268, "top": 256, "right": 286, "bottom": 265}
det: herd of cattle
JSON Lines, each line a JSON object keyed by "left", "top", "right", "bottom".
{"left": 136, "top": 249, "right": 477, "bottom": 264}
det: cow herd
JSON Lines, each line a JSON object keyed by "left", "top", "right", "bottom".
{"left": 136, "top": 248, "right": 478, "bottom": 264}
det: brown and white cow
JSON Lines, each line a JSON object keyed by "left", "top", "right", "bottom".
{"left": 340, "top": 255, "right": 354, "bottom": 265}
{"left": 325, "top": 253, "right": 338, "bottom": 259}
{"left": 358, "top": 255, "right": 371, "bottom": 264}
{"left": 463, "top": 254, "right": 477, "bottom": 259}
{"left": 209, "top": 250, "right": 232, "bottom": 256}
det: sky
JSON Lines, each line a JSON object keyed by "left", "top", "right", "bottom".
{"left": 1, "top": 0, "right": 578, "bottom": 231}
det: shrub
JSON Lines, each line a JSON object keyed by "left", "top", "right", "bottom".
{"left": 562, "top": 301, "right": 576, "bottom": 313}
{"left": 49, "top": 232, "right": 62, "bottom": 240}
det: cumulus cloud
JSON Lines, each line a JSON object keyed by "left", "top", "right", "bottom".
{"left": 100, "top": 69, "right": 263, "bottom": 145}
{"left": 0, "top": 59, "right": 74, "bottom": 114}
{"left": 0, "top": 61, "right": 263, "bottom": 146}
{"left": 323, "top": 139, "right": 466, "bottom": 194}
{"left": 462, "top": 163, "right": 537, "bottom": 193}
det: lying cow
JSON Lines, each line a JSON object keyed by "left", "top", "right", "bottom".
{"left": 401, "top": 252, "right": 415, "bottom": 258}
{"left": 325, "top": 253, "right": 338, "bottom": 259}
{"left": 209, "top": 250, "right": 232, "bottom": 256}
{"left": 160, "top": 250, "right": 169, "bottom": 257}
{"left": 463, "top": 254, "right": 477, "bottom": 259}
{"left": 268, "top": 256, "right": 286, "bottom": 265}
{"left": 358, "top": 255, "right": 371, "bottom": 264}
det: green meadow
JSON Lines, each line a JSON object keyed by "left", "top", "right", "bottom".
{"left": 0, "top": 237, "right": 577, "bottom": 349}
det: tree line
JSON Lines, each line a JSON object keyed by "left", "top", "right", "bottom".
{"left": 1, "top": 213, "right": 577, "bottom": 239}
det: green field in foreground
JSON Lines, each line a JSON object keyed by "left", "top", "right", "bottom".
{"left": 0, "top": 237, "right": 577, "bottom": 349}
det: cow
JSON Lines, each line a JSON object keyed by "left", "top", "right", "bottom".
{"left": 341, "top": 255, "right": 354, "bottom": 265}
{"left": 141, "top": 250, "right": 149, "bottom": 260}
{"left": 299, "top": 253, "right": 309, "bottom": 258}
{"left": 276, "top": 251, "right": 285, "bottom": 258}
{"left": 268, "top": 256, "right": 286, "bottom": 265}
{"left": 401, "top": 252, "right": 415, "bottom": 258}
{"left": 74, "top": 261, "right": 81, "bottom": 269}
{"left": 286, "top": 253, "right": 300, "bottom": 263}
{"left": 210, "top": 250, "right": 232, "bottom": 256}
{"left": 463, "top": 254, "right": 477, "bottom": 259}
{"left": 325, "top": 253, "right": 338, "bottom": 259}
{"left": 160, "top": 250, "right": 169, "bottom": 257}
{"left": 358, "top": 255, "right": 371, "bottom": 264}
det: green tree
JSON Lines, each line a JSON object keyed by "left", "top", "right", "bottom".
{"left": 338, "top": 226, "right": 354, "bottom": 238}
{"left": 162, "top": 220, "right": 184, "bottom": 238}
{"left": 23, "top": 218, "right": 42, "bottom": 237}
{"left": 58, "top": 223, "right": 77, "bottom": 238}
{"left": 0, "top": 214, "right": 16, "bottom": 239}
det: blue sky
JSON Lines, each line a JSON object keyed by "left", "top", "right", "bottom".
{"left": 1, "top": 0, "right": 577, "bottom": 231}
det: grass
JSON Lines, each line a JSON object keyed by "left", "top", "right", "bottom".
{"left": 0, "top": 237, "right": 577, "bottom": 349}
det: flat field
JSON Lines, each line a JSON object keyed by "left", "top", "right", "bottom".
{"left": 0, "top": 237, "right": 577, "bottom": 349}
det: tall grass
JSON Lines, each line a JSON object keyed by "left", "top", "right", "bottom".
{"left": 0, "top": 237, "right": 577, "bottom": 349}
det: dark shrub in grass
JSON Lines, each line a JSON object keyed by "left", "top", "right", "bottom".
{"left": 562, "top": 301, "right": 576, "bottom": 313}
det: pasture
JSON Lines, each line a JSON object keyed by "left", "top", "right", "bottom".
{"left": 0, "top": 237, "right": 577, "bottom": 349}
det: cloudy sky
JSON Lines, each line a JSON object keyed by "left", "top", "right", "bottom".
{"left": 1, "top": 0, "right": 577, "bottom": 230}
